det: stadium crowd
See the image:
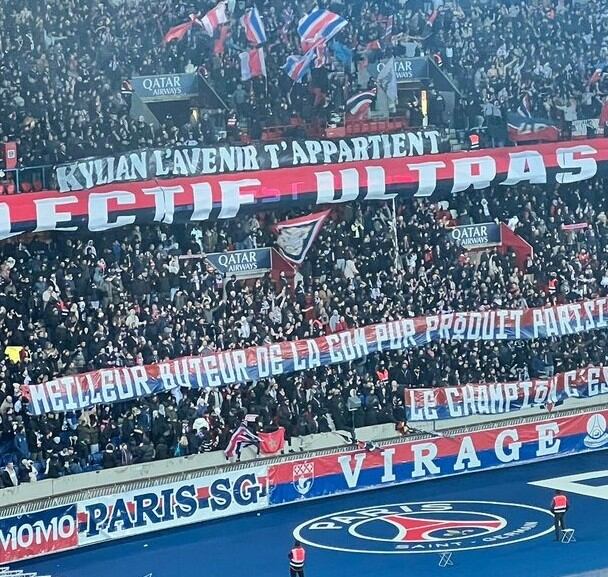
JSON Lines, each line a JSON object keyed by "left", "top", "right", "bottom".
{"left": 0, "top": 0, "right": 608, "bottom": 487}
{"left": 0, "top": 0, "right": 607, "bottom": 171}
{"left": 0, "top": 172, "right": 607, "bottom": 485}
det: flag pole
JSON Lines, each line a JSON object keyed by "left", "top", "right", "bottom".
{"left": 391, "top": 197, "right": 401, "bottom": 270}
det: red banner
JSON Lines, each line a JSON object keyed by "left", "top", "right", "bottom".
{"left": 3, "top": 139, "right": 607, "bottom": 238}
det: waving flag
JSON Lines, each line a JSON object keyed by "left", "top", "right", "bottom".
{"left": 383, "top": 15, "right": 394, "bottom": 44}
{"left": 314, "top": 43, "right": 327, "bottom": 68}
{"left": 330, "top": 40, "right": 353, "bottom": 65}
{"left": 214, "top": 24, "right": 231, "bottom": 55}
{"left": 589, "top": 63, "right": 607, "bottom": 86}
{"left": 346, "top": 89, "right": 376, "bottom": 119}
{"left": 163, "top": 15, "right": 199, "bottom": 44}
{"left": 224, "top": 423, "right": 260, "bottom": 459}
{"left": 241, "top": 6, "right": 267, "bottom": 45}
{"left": 282, "top": 49, "right": 316, "bottom": 83}
{"left": 376, "top": 56, "right": 398, "bottom": 106}
{"left": 297, "top": 9, "right": 347, "bottom": 51}
{"left": 517, "top": 93, "right": 532, "bottom": 118}
{"left": 201, "top": 1, "right": 228, "bottom": 37}
{"left": 507, "top": 112, "right": 560, "bottom": 143}
{"left": 240, "top": 48, "right": 267, "bottom": 80}
{"left": 274, "top": 210, "right": 331, "bottom": 264}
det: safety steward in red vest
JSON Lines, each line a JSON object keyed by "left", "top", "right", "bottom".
{"left": 288, "top": 540, "right": 306, "bottom": 577}
{"left": 551, "top": 491, "right": 569, "bottom": 540}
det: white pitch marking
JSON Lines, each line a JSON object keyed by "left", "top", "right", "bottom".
{"left": 529, "top": 470, "right": 608, "bottom": 500}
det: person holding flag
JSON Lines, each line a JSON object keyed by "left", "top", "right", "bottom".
{"left": 224, "top": 421, "right": 260, "bottom": 461}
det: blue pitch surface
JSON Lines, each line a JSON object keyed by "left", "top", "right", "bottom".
{"left": 16, "top": 452, "right": 608, "bottom": 577}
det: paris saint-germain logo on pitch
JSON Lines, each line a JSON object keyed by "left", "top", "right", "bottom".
{"left": 294, "top": 501, "right": 554, "bottom": 554}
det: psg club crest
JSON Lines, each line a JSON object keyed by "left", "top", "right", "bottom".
{"left": 294, "top": 501, "right": 554, "bottom": 553}
{"left": 584, "top": 414, "right": 608, "bottom": 448}
{"left": 293, "top": 462, "right": 315, "bottom": 495}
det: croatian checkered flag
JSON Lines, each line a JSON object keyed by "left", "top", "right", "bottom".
{"left": 224, "top": 422, "right": 260, "bottom": 460}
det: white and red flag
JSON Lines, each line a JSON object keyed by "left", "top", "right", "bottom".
{"left": 274, "top": 210, "right": 331, "bottom": 264}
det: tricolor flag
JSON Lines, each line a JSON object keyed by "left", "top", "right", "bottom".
{"left": 346, "top": 88, "right": 376, "bottom": 119}
{"left": 201, "top": 1, "right": 228, "bottom": 37}
{"left": 297, "top": 8, "right": 347, "bottom": 51}
{"left": 274, "top": 210, "right": 331, "bottom": 264}
{"left": 224, "top": 423, "right": 260, "bottom": 459}
{"left": 241, "top": 6, "right": 267, "bottom": 45}
{"left": 383, "top": 15, "right": 394, "bottom": 44}
{"left": 240, "top": 48, "right": 267, "bottom": 81}
{"left": 314, "top": 43, "right": 327, "bottom": 68}
{"left": 280, "top": 6, "right": 294, "bottom": 44}
{"left": 282, "top": 49, "right": 317, "bottom": 83}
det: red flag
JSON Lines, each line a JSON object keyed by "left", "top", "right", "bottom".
{"left": 258, "top": 428, "right": 286, "bottom": 454}
{"left": 214, "top": 24, "right": 231, "bottom": 55}
{"left": 163, "top": 20, "right": 195, "bottom": 44}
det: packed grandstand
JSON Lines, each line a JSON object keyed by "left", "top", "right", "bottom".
{"left": 0, "top": 0, "right": 608, "bottom": 488}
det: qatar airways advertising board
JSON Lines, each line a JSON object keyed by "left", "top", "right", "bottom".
{"left": 2, "top": 410, "right": 608, "bottom": 562}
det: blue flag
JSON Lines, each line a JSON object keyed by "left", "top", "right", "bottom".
{"left": 330, "top": 40, "right": 353, "bottom": 65}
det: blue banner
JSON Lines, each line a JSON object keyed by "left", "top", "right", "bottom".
{"left": 22, "top": 297, "right": 608, "bottom": 415}
{"left": 405, "top": 367, "right": 608, "bottom": 421}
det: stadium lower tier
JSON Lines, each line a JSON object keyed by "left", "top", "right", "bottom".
{"left": 14, "top": 451, "right": 608, "bottom": 577}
